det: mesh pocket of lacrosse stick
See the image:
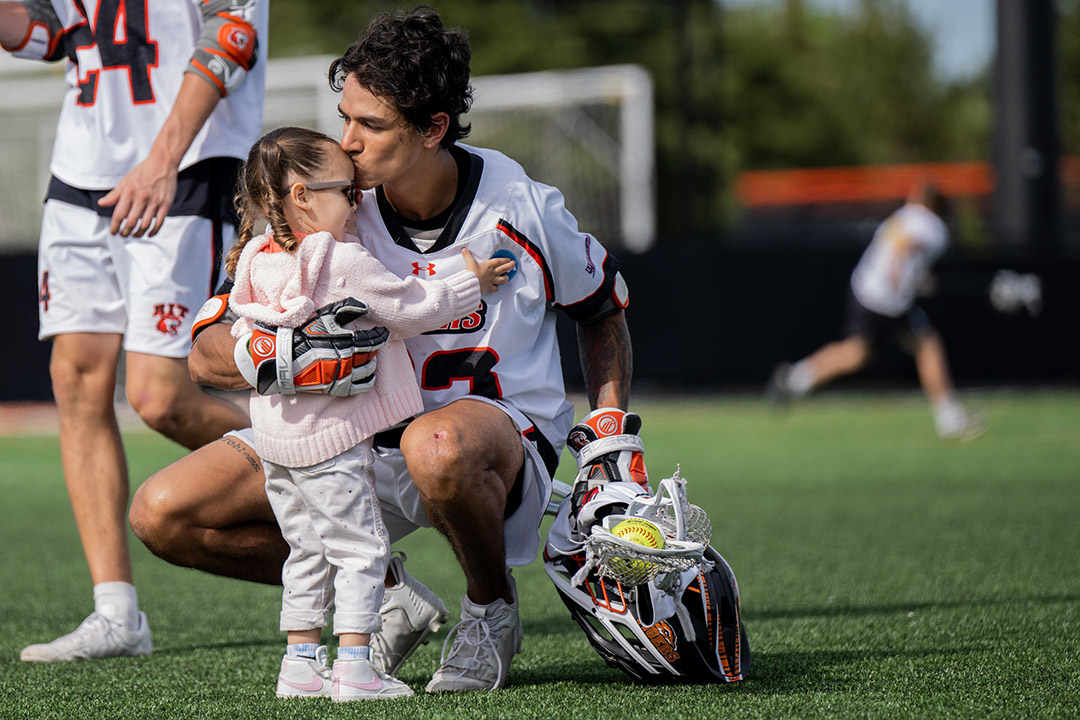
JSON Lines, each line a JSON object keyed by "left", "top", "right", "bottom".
{"left": 577, "top": 469, "right": 712, "bottom": 587}
{"left": 588, "top": 522, "right": 704, "bottom": 586}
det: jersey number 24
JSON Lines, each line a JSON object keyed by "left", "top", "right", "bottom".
{"left": 69, "top": 2, "right": 158, "bottom": 107}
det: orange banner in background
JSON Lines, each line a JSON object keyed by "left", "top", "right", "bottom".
{"left": 735, "top": 157, "right": 1080, "bottom": 208}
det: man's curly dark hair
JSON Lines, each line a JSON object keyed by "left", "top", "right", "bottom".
{"left": 328, "top": 6, "right": 472, "bottom": 149}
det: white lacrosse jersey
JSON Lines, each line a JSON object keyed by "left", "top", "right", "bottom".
{"left": 850, "top": 203, "right": 948, "bottom": 317}
{"left": 354, "top": 145, "right": 624, "bottom": 452}
{"left": 28, "top": 0, "right": 267, "bottom": 190}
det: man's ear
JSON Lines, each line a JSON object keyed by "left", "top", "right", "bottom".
{"left": 421, "top": 112, "right": 451, "bottom": 149}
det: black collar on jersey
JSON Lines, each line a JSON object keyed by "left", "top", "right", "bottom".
{"left": 375, "top": 145, "right": 483, "bottom": 254}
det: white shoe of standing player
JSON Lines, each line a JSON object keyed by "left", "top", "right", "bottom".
{"left": 20, "top": 611, "right": 152, "bottom": 662}
{"left": 370, "top": 552, "right": 448, "bottom": 676}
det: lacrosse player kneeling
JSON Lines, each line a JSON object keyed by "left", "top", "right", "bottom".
{"left": 544, "top": 408, "right": 751, "bottom": 683}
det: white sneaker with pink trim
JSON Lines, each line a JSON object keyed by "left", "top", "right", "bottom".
{"left": 331, "top": 657, "right": 414, "bottom": 702}
{"left": 276, "top": 645, "right": 332, "bottom": 698}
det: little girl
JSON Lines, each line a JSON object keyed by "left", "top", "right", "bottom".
{"left": 225, "top": 127, "right": 513, "bottom": 702}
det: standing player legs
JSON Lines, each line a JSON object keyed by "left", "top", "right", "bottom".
{"left": 51, "top": 332, "right": 132, "bottom": 585}
{"left": 124, "top": 351, "right": 249, "bottom": 450}
{"left": 129, "top": 434, "right": 287, "bottom": 585}
{"left": 21, "top": 332, "right": 154, "bottom": 662}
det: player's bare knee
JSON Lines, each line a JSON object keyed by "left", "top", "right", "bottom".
{"left": 130, "top": 396, "right": 184, "bottom": 436}
{"left": 48, "top": 354, "right": 115, "bottom": 407}
{"left": 129, "top": 476, "right": 184, "bottom": 556}
{"left": 400, "top": 420, "right": 471, "bottom": 501}
{"left": 125, "top": 380, "right": 190, "bottom": 436}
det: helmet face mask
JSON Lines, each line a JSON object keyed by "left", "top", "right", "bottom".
{"left": 543, "top": 544, "right": 751, "bottom": 684}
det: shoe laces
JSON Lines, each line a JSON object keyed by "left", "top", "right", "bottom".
{"left": 55, "top": 613, "right": 118, "bottom": 654}
{"left": 438, "top": 610, "right": 505, "bottom": 686}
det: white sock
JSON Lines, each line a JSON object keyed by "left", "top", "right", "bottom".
{"left": 788, "top": 360, "right": 816, "bottom": 395}
{"left": 93, "top": 582, "right": 139, "bottom": 628}
{"left": 337, "top": 645, "right": 370, "bottom": 661}
{"left": 286, "top": 642, "right": 320, "bottom": 659}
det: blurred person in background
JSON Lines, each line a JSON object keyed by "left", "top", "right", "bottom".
{"left": 767, "top": 182, "right": 984, "bottom": 440}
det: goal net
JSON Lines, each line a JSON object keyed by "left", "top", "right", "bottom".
{"left": 0, "top": 56, "right": 654, "bottom": 253}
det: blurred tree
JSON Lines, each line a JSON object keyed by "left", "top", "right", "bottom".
{"left": 1058, "top": 0, "right": 1080, "bottom": 156}
{"left": 267, "top": 0, "right": 990, "bottom": 241}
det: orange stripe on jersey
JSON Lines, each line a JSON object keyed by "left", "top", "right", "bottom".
{"left": 496, "top": 219, "right": 554, "bottom": 301}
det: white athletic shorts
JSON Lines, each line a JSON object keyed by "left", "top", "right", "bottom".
{"left": 226, "top": 397, "right": 555, "bottom": 567}
{"left": 37, "top": 198, "right": 234, "bottom": 357}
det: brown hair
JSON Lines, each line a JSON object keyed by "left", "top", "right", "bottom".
{"left": 328, "top": 6, "right": 472, "bottom": 149}
{"left": 225, "top": 126, "right": 342, "bottom": 277}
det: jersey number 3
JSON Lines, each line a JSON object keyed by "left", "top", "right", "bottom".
{"left": 421, "top": 348, "right": 502, "bottom": 399}
{"left": 72, "top": 2, "right": 158, "bottom": 106}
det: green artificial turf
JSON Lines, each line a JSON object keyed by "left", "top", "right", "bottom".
{"left": 0, "top": 390, "right": 1077, "bottom": 718}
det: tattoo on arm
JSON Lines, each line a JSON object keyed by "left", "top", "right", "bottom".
{"left": 220, "top": 435, "right": 261, "bottom": 472}
{"left": 577, "top": 310, "right": 633, "bottom": 411}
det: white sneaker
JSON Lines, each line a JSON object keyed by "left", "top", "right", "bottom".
{"left": 425, "top": 574, "right": 522, "bottom": 693}
{"left": 20, "top": 611, "right": 152, "bottom": 662}
{"left": 370, "top": 552, "right": 448, "bottom": 675}
{"left": 332, "top": 657, "right": 414, "bottom": 701}
{"left": 936, "top": 410, "right": 986, "bottom": 440}
{"left": 276, "top": 645, "right": 332, "bottom": 698}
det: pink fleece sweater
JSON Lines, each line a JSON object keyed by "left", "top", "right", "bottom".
{"left": 229, "top": 231, "right": 481, "bottom": 467}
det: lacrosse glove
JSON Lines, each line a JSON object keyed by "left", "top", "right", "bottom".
{"left": 234, "top": 297, "right": 389, "bottom": 397}
{"left": 565, "top": 408, "right": 651, "bottom": 534}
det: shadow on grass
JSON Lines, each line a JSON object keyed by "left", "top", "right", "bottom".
{"left": 521, "top": 615, "right": 581, "bottom": 638}
{"left": 746, "top": 591, "right": 1080, "bottom": 621}
{"left": 729, "top": 646, "right": 974, "bottom": 695}
{"left": 153, "top": 637, "right": 281, "bottom": 655}
{"left": 509, "top": 657, "right": 628, "bottom": 688}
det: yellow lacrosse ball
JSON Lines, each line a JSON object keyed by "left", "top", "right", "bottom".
{"left": 606, "top": 518, "right": 665, "bottom": 582}
{"left": 611, "top": 518, "right": 666, "bottom": 549}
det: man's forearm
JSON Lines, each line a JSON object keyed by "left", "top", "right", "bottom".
{"left": 577, "top": 310, "right": 632, "bottom": 410}
{"left": 189, "top": 323, "right": 248, "bottom": 390}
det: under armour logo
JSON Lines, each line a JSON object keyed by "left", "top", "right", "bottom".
{"left": 154, "top": 303, "right": 190, "bottom": 336}
{"left": 412, "top": 262, "right": 437, "bottom": 276}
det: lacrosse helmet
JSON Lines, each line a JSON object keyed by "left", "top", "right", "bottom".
{"left": 544, "top": 540, "right": 750, "bottom": 684}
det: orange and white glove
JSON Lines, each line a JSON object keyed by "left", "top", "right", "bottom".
{"left": 234, "top": 298, "right": 389, "bottom": 397}
{"left": 565, "top": 408, "right": 650, "bottom": 531}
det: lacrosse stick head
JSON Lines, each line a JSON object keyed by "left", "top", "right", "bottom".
{"left": 543, "top": 543, "right": 751, "bottom": 684}
{"left": 543, "top": 466, "right": 749, "bottom": 683}
{"left": 587, "top": 469, "right": 713, "bottom": 587}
